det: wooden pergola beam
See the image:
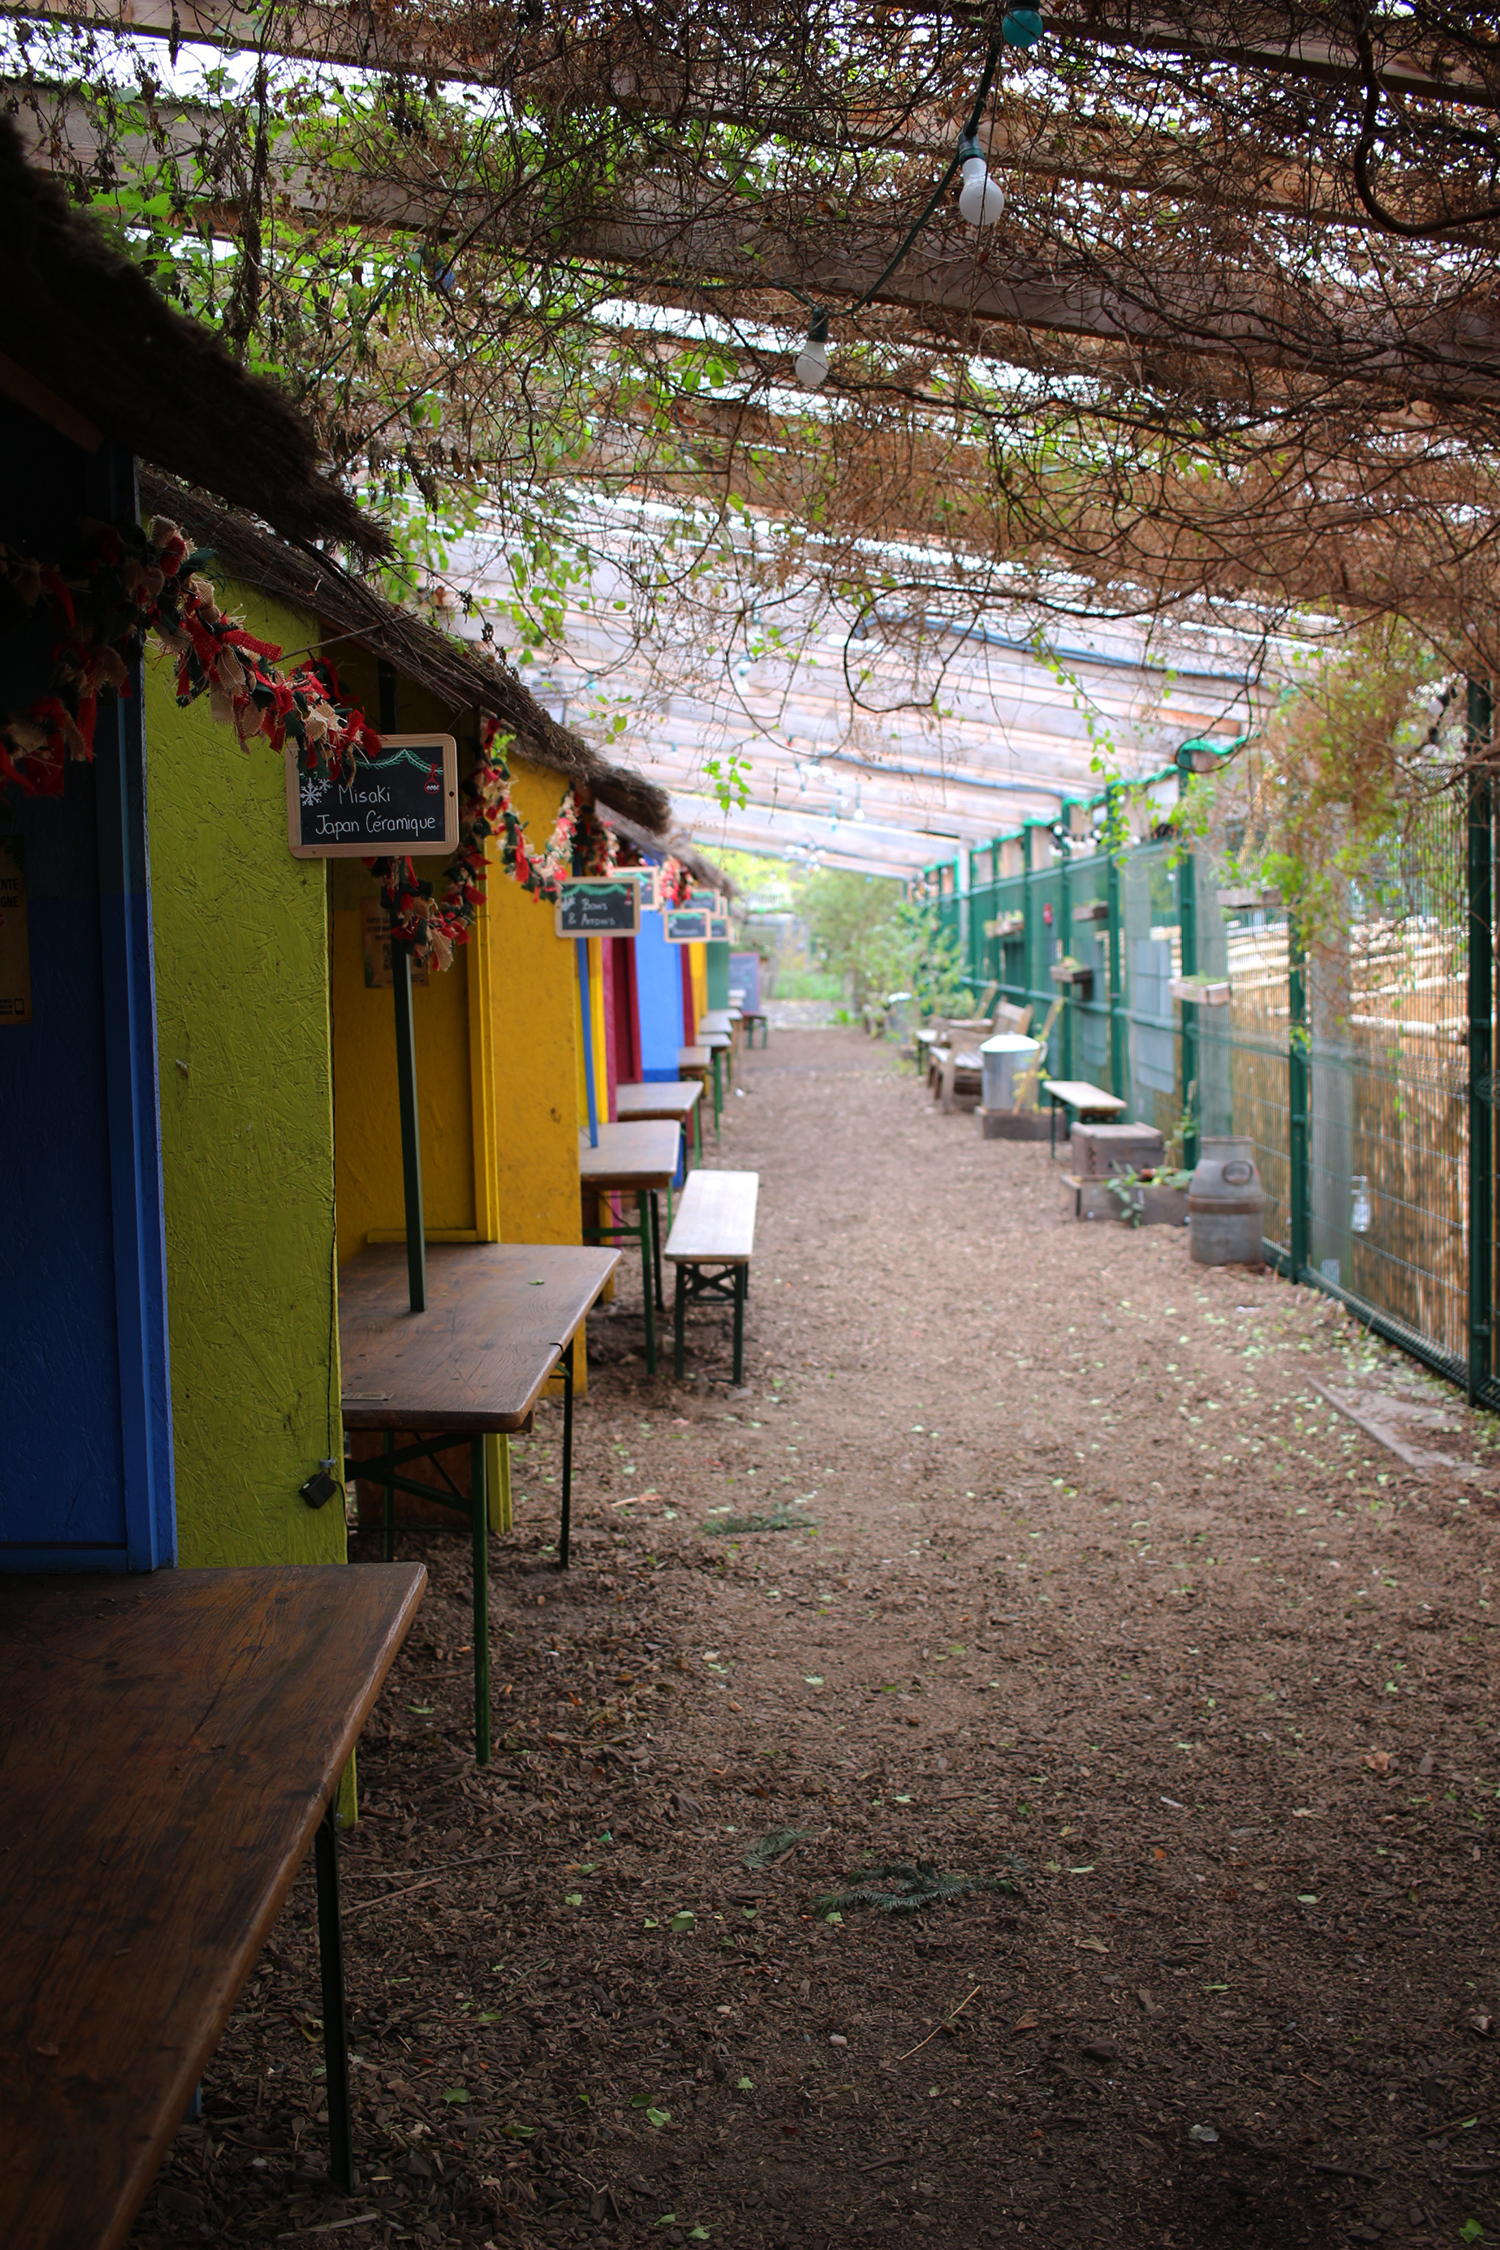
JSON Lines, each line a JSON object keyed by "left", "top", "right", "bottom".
{"left": 21, "top": 0, "right": 1494, "bottom": 107}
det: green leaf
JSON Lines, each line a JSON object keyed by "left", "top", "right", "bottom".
{"left": 565, "top": 1892, "right": 584, "bottom": 1906}
{"left": 1460, "top": 2223, "right": 1485, "bottom": 2245}
{"left": 646, "top": 2106, "right": 672, "bottom": 2127}
{"left": 690, "top": 2229, "right": 712, "bottom": 2240}
{"left": 670, "top": 1911, "right": 695, "bottom": 1932}
{"left": 737, "top": 2075, "right": 754, "bottom": 2090}
{"left": 405, "top": 1703, "right": 435, "bottom": 1715}
{"left": 500, "top": 2120, "right": 536, "bottom": 2140}
{"left": 476, "top": 2010, "right": 502, "bottom": 2024}
{"left": 441, "top": 2086, "right": 469, "bottom": 2105}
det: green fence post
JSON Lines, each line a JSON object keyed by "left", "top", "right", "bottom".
{"left": 1288, "top": 912, "right": 1310, "bottom": 1282}
{"left": 1022, "top": 824, "right": 1037, "bottom": 1028}
{"left": 1058, "top": 818, "right": 1073, "bottom": 1080}
{"left": 1106, "top": 785, "right": 1126, "bottom": 1100}
{"left": 1178, "top": 847, "right": 1199, "bottom": 1170}
{"left": 1468, "top": 679, "right": 1494, "bottom": 1404}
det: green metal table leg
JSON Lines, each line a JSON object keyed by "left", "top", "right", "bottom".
{"left": 652, "top": 1187, "right": 666, "bottom": 1313}
{"left": 691, "top": 1098, "right": 702, "bottom": 1165}
{"left": 711, "top": 1049, "right": 723, "bottom": 1137}
{"left": 314, "top": 1802, "right": 354, "bottom": 2191}
{"left": 733, "top": 1265, "right": 747, "bottom": 1386}
{"left": 558, "top": 1335, "right": 575, "bottom": 1567}
{"left": 382, "top": 1433, "right": 395, "bottom": 1561}
{"left": 674, "top": 1263, "right": 687, "bottom": 1379}
{"left": 471, "top": 1435, "right": 490, "bottom": 1765}
{"left": 639, "top": 1190, "right": 657, "bottom": 1373}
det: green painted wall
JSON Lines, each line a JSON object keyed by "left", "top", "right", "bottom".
{"left": 706, "top": 939, "right": 731, "bottom": 1011}
{"left": 147, "top": 581, "right": 345, "bottom": 1568}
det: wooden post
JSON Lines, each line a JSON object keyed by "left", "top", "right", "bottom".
{"left": 393, "top": 948, "right": 426, "bottom": 1314}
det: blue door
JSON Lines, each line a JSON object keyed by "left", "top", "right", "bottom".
{"left": 0, "top": 404, "right": 174, "bottom": 1568}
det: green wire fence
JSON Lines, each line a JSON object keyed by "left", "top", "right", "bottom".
{"left": 924, "top": 777, "right": 1497, "bottom": 1411}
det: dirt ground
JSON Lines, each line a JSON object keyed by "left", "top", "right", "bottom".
{"left": 134, "top": 1028, "right": 1500, "bottom": 2250}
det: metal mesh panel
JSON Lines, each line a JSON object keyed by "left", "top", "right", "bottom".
{"left": 915, "top": 786, "right": 1487, "bottom": 1400}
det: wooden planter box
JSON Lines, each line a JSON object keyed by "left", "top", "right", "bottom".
{"left": 1168, "top": 975, "right": 1231, "bottom": 1006}
{"left": 1050, "top": 962, "right": 1095, "bottom": 999}
{"left": 1114, "top": 1178, "right": 1191, "bottom": 1227}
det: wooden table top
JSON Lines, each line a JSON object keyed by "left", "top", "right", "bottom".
{"left": 577, "top": 1119, "right": 682, "bottom": 1192}
{"left": 698, "top": 1010, "right": 735, "bottom": 1033}
{"left": 0, "top": 1562, "right": 425, "bottom": 2250}
{"left": 616, "top": 1081, "right": 702, "bottom": 1122}
{"left": 1045, "top": 1079, "right": 1126, "bottom": 1112}
{"left": 699, "top": 1030, "right": 731, "bottom": 1051}
{"left": 340, "top": 1242, "right": 619, "bottom": 1433}
{"left": 678, "top": 1045, "right": 710, "bottom": 1070}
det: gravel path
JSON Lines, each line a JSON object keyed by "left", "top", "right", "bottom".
{"left": 134, "top": 1029, "right": 1500, "bottom": 2250}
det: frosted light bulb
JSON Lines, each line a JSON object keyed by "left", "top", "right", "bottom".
{"left": 957, "top": 134, "right": 1005, "bottom": 228}
{"left": 795, "top": 308, "right": 831, "bottom": 391}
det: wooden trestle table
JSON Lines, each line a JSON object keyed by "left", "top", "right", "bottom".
{"left": 0, "top": 1560, "right": 425, "bottom": 2249}
{"left": 340, "top": 1242, "right": 618, "bottom": 1760}
{"left": 615, "top": 1077, "right": 703, "bottom": 1167}
{"left": 577, "top": 1119, "right": 683, "bottom": 1377}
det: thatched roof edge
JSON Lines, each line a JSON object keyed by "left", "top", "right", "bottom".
{"left": 603, "top": 809, "right": 738, "bottom": 901}
{"left": 138, "top": 471, "right": 672, "bottom": 835}
{"left": 0, "top": 119, "right": 387, "bottom": 562}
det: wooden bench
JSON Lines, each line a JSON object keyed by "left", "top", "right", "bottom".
{"left": 1043, "top": 1077, "right": 1126, "bottom": 1157}
{"left": 664, "top": 1169, "right": 758, "bottom": 1385}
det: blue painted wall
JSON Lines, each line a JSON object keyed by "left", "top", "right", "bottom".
{"left": 636, "top": 900, "right": 685, "bottom": 1082}
{"left": 0, "top": 404, "right": 174, "bottom": 1568}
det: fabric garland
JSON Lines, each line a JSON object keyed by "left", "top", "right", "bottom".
{"left": 0, "top": 518, "right": 677, "bottom": 976}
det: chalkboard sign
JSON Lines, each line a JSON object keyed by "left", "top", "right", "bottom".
{"left": 285, "top": 735, "right": 459, "bottom": 859}
{"left": 664, "top": 906, "right": 711, "bottom": 944}
{"left": 708, "top": 912, "right": 731, "bottom": 942}
{"left": 554, "top": 876, "right": 643, "bottom": 937}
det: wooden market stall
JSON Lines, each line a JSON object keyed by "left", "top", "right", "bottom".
{"left": 0, "top": 118, "right": 428, "bottom": 2235}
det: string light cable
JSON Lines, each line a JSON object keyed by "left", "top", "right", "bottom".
{"left": 794, "top": 8, "right": 1042, "bottom": 390}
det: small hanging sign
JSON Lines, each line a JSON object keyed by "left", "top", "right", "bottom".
{"left": 0, "top": 835, "right": 32, "bottom": 1024}
{"left": 554, "top": 875, "right": 644, "bottom": 938}
{"left": 707, "top": 911, "right": 731, "bottom": 941}
{"left": 286, "top": 736, "right": 459, "bottom": 859}
{"left": 664, "top": 905, "right": 712, "bottom": 944}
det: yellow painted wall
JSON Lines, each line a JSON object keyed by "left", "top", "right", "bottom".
{"left": 689, "top": 942, "right": 707, "bottom": 1030}
{"left": 147, "top": 582, "right": 345, "bottom": 1569}
{"left": 573, "top": 934, "right": 609, "bottom": 1131}
{"left": 480, "top": 760, "right": 586, "bottom": 1245}
{"left": 330, "top": 857, "right": 480, "bottom": 1256}
{"left": 328, "top": 653, "right": 483, "bottom": 1257}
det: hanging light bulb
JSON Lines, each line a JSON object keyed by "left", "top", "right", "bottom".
{"left": 794, "top": 307, "right": 831, "bottom": 390}
{"left": 957, "top": 133, "right": 1005, "bottom": 228}
{"left": 1001, "top": 6, "right": 1045, "bottom": 48}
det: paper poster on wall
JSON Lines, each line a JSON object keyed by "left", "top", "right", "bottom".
{"left": 287, "top": 736, "right": 459, "bottom": 859}
{"left": 362, "top": 898, "right": 429, "bottom": 988}
{"left": 554, "top": 875, "right": 644, "bottom": 938}
{"left": 663, "top": 906, "right": 711, "bottom": 944}
{"left": 0, "top": 835, "right": 32, "bottom": 1024}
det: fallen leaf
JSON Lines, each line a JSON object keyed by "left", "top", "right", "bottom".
{"left": 1363, "top": 1751, "right": 1392, "bottom": 1775}
{"left": 441, "top": 2087, "right": 469, "bottom": 2106}
{"left": 1188, "top": 2123, "right": 1219, "bottom": 2145}
{"left": 646, "top": 2106, "right": 672, "bottom": 2128}
{"left": 1013, "top": 2011, "right": 1040, "bottom": 2031}
{"left": 1076, "top": 1937, "right": 1108, "bottom": 1955}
